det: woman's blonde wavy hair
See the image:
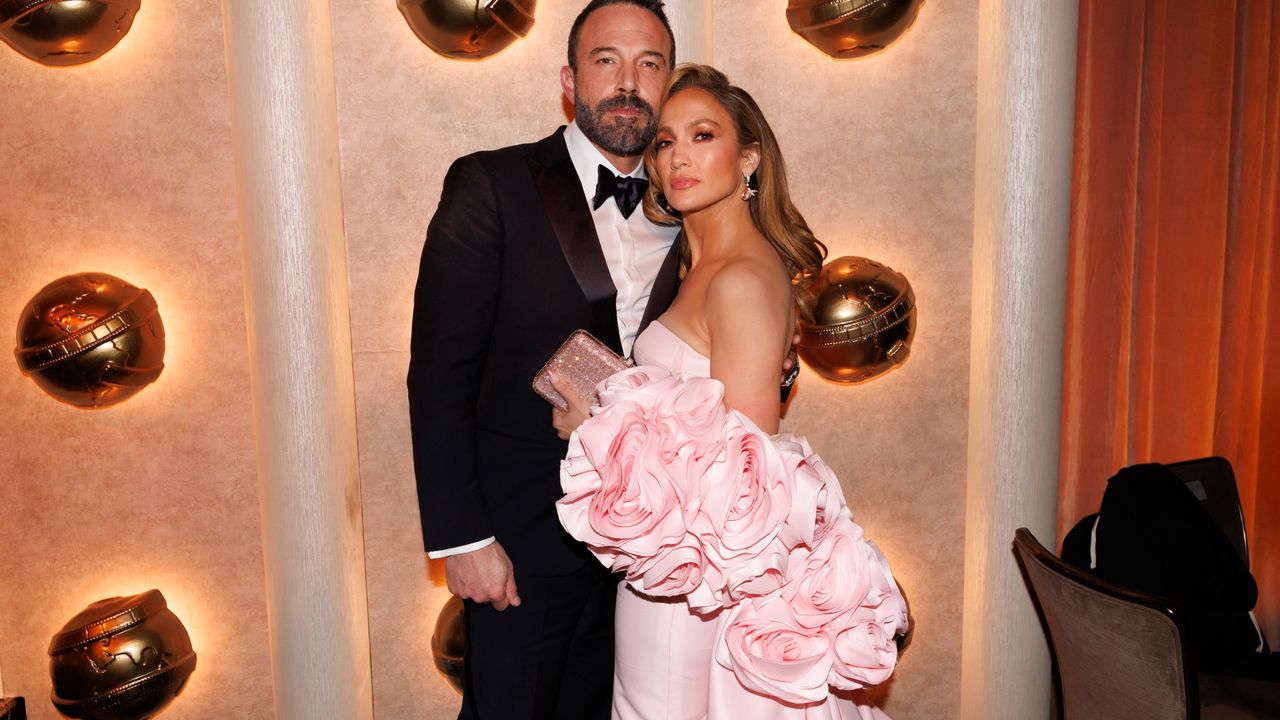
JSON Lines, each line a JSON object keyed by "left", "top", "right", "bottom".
{"left": 642, "top": 63, "right": 827, "bottom": 316}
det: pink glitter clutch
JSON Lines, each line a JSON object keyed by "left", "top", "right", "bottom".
{"left": 533, "top": 330, "right": 633, "bottom": 410}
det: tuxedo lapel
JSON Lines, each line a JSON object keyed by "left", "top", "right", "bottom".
{"left": 637, "top": 233, "right": 681, "bottom": 339}
{"left": 526, "top": 132, "right": 623, "bottom": 354}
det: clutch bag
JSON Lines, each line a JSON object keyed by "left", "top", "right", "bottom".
{"left": 533, "top": 329, "right": 632, "bottom": 410}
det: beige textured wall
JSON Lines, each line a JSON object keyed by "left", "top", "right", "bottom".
{"left": 0, "top": 4, "right": 273, "bottom": 720}
{"left": 335, "top": 1, "right": 976, "bottom": 718}
{"left": 1, "top": 1, "right": 974, "bottom": 717}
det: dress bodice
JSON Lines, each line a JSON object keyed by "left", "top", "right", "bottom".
{"left": 633, "top": 321, "right": 711, "bottom": 379}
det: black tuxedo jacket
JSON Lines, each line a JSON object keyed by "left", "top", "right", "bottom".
{"left": 408, "top": 128, "right": 680, "bottom": 576}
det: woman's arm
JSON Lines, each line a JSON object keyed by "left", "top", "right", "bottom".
{"left": 705, "top": 260, "right": 793, "bottom": 434}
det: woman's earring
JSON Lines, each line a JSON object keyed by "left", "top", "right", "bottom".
{"left": 741, "top": 171, "right": 758, "bottom": 201}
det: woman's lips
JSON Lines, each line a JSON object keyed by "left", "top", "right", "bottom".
{"left": 668, "top": 176, "right": 698, "bottom": 190}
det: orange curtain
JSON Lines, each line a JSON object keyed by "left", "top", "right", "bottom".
{"left": 1060, "top": 0, "right": 1280, "bottom": 642}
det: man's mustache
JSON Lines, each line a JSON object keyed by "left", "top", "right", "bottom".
{"left": 595, "top": 94, "right": 654, "bottom": 117}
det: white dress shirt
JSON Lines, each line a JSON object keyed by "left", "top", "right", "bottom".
{"left": 563, "top": 121, "right": 679, "bottom": 356}
{"left": 428, "top": 123, "right": 679, "bottom": 560}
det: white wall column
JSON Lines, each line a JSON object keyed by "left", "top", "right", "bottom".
{"left": 960, "top": 0, "right": 1078, "bottom": 718}
{"left": 220, "top": 1, "right": 373, "bottom": 718}
{"left": 665, "top": 0, "right": 712, "bottom": 65}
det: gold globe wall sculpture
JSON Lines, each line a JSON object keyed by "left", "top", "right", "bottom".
{"left": 49, "top": 590, "right": 196, "bottom": 720}
{"left": 398, "top": 0, "right": 535, "bottom": 61}
{"left": 797, "top": 256, "right": 915, "bottom": 384}
{"left": 786, "top": 0, "right": 924, "bottom": 60}
{"left": 432, "top": 594, "right": 466, "bottom": 693}
{"left": 14, "top": 272, "right": 165, "bottom": 409}
{"left": 0, "top": 0, "right": 140, "bottom": 66}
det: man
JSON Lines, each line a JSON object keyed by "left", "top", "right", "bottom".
{"left": 408, "top": 2, "right": 679, "bottom": 717}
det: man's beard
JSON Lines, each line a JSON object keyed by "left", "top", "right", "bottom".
{"left": 575, "top": 93, "right": 658, "bottom": 158}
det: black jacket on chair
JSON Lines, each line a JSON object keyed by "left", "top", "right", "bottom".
{"left": 407, "top": 128, "right": 680, "bottom": 577}
{"left": 1088, "top": 463, "right": 1264, "bottom": 676}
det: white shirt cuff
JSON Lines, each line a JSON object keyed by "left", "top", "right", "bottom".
{"left": 427, "top": 536, "right": 495, "bottom": 559}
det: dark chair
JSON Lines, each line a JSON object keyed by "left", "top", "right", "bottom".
{"left": 1166, "top": 456, "right": 1249, "bottom": 567}
{"left": 1014, "top": 528, "right": 1279, "bottom": 719}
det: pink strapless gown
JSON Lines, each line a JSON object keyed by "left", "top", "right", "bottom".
{"left": 604, "top": 322, "right": 894, "bottom": 720}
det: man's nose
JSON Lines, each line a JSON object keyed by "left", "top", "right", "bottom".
{"left": 616, "top": 63, "right": 638, "bottom": 93}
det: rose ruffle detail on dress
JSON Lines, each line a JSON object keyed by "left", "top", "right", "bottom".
{"left": 556, "top": 367, "right": 909, "bottom": 703}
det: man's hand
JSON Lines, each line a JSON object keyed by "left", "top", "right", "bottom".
{"left": 445, "top": 542, "right": 521, "bottom": 611}
{"left": 781, "top": 331, "right": 801, "bottom": 402}
{"left": 550, "top": 371, "right": 593, "bottom": 440}
{"left": 782, "top": 345, "right": 800, "bottom": 385}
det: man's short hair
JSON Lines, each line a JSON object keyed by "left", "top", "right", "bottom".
{"left": 567, "top": 0, "right": 676, "bottom": 73}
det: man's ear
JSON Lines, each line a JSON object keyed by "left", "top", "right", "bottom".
{"left": 560, "top": 65, "right": 576, "bottom": 107}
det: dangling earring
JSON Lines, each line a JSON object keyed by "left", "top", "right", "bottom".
{"left": 740, "top": 171, "right": 758, "bottom": 201}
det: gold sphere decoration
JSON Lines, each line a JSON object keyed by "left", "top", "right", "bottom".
{"left": 797, "top": 256, "right": 915, "bottom": 384}
{"left": 48, "top": 590, "right": 196, "bottom": 720}
{"left": 14, "top": 272, "right": 165, "bottom": 409}
{"left": 432, "top": 594, "right": 465, "bottom": 694}
{"left": 398, "top": 0, "right": 535, "bottom": 61}
{"left": 786, "top": 0, "right": 925, "bottom": 60}
{"left": 0, "top": 0, "right": 141, "bottom": 67}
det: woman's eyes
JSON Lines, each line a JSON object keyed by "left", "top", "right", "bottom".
{"left": 655, "top": 132, "right": 714, "bottom": 149}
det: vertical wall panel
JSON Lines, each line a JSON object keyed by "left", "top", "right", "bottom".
{"left": 221, "top": 0, "right": 373, "bottom": 718}
{"left": 960, "top": 1, "right": 1079, "bottom": 718}
{"left": 667, "top": 0, "right": 713, "bottom": 65}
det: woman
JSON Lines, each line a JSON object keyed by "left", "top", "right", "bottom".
{"left": 554, "top": 65, "right": 906, "bottom": 719}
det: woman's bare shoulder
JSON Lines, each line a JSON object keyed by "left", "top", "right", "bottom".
{"left": 705, "top": 253, "right": 792, "bottom": 312}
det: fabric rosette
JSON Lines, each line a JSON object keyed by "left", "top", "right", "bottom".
{"left": 685, "top": 411, "right": 796, "bottom": 611}
{"left": 714, "top": 593, "right": 835, "bottom": 704}
{"left": 626, "top": 534, "right": 707, "bottom": 597}
{"left": 559, "top": 366, "right": 735, "bottom": 593}
{"left": 827, "top": 539, "right": 909, "bottom": 691}
{"left": 717, "top": 516, "right": 909, "bottom": 701}
{"left": 784, "top": 515, "right": 872, "bottom": 629}
{"left": 597, "top": 367, "right": 730, "bottom": 492}
{"left": 557, "top": 367, "right": 695, "bottom": 579}
{"left": 773, "top": 433, "right": 847, "bottom": 550}
{"left": 783, "top": 514, "right": 907, "bottom": 690}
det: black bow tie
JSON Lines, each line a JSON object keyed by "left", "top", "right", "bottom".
{"left": 592, "top": 165, "right": 648, "bottom": 219}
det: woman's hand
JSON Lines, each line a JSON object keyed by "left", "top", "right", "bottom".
{"left": 550, "top": 371, "right": 593, "bottom": 440}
